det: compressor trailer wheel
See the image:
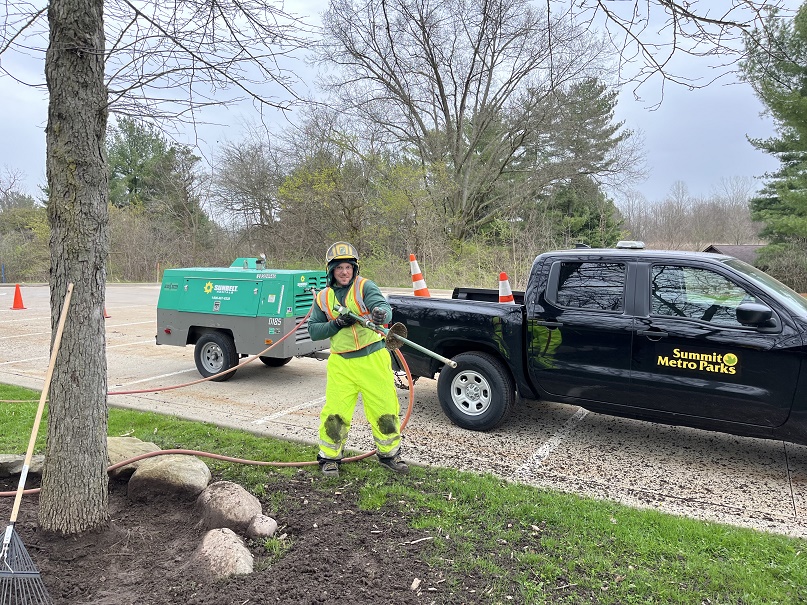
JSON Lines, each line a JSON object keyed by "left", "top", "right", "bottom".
{"left": 437, "top": 351, "right": 515, "bottom": 431}
{"left": 194, "top": 332, "right": 238, "bottom": 381}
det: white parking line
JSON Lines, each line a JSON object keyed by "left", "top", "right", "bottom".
{"left": 107, "top": 321, "right": 155, "bottom": 328}
{"left": 251, "top": 396, "right": 326, "bottom": 425}
{"left": 107, "top": 340, "right": 153, "bottom": 349}
{"left": 0, "top": 340, "right": 152, "bottom": 365}
{"left": 0, "top": 331, "right": 51, "bottom": 340}
{"left": 113, "top": 367, "right": 198, "bottom": 387}
{"left": 0, "top": 321, "right": 152, "bottom": 340}
{"left": 512, "top": 407, "right": 589, "bottom": 478}
{"left": 0, "top": 353, "right": 52, "bottom": 366}
{"left": 0, "top": 316, "right": 51, "bottom": 324}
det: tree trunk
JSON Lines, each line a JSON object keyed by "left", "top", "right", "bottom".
{"left": 39, "top": 0, "right": 110, "bottom": 534}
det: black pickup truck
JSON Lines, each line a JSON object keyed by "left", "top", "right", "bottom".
{"left": 388, "top": 246, "right": 807, "bottom": 445}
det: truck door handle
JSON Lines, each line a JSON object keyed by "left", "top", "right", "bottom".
{"left": 636, "top": 329, "right": 668, "bottom": 340}
{"left": 535, "top": 320, "right": 563, "bottom": 328}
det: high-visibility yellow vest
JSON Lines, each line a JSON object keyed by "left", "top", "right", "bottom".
{"left": 316, "top": 277, "right": 383, "bottom": 354}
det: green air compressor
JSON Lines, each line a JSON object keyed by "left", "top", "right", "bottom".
{"left": 156, "top": 257, "right": 328, "bottom": 381}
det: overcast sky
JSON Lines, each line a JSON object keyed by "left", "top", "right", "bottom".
{"left": 615, "top": 76, "right": 779, "bottom": 202}
{"left": 0, "top": 3, "right": 787, "bottom": 205}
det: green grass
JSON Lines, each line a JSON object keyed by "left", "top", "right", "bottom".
{"left": 3, "top": 383, "right": 806, "bottom": 604}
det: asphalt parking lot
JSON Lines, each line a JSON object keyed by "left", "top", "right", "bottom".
{"left": 2, "top": 283, "right": 806, "bottom": 539}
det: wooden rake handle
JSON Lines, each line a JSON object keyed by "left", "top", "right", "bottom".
{"left": 7, "top": 282, "right": 74, "bottom": 525}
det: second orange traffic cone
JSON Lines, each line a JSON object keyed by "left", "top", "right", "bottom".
{"left": 104, "top": 307, "right": 111, "bottom": 318}
{"left": 498, "top": 272, "right": 515, "bottom": 304}
{"left": 10, "top": 284, "right": 25, "bottom": 310}
{"left": 409, "top": 254, "right": 431, "bottom": 297}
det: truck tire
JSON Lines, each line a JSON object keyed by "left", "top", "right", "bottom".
{"left": 259, "top": 356, "right": 293, "bottom": 367}
{"left": 195, "top": 332, "right": 238, "bottom": 381}
{"left": 437, "top": 351, "right": 515, "bottom": 431}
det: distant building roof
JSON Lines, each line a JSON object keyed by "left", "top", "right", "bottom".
{"left": 701, "top": 244, "right": 764, "bottom": 265}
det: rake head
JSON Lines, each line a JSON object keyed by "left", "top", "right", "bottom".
{"left": 0, "top": 528, "right": 53, "bottom": 605}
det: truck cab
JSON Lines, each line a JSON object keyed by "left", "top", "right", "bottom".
{"left": 525, "top": 249, "right": 807, "bottom": 439}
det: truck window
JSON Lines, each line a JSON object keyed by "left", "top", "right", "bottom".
{"left": 554, "top": 262, "right": 626, "bottom": 311}
{"left": 651, "top": 265, "right": 756, "bottom": 326}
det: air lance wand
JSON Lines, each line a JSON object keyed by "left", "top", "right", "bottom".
{"left": 334, "top": 304, "right": 457, "bottom": 369}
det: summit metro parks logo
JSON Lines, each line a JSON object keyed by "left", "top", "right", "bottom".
{"left": 657, "top": 348, "right": 739, "bottom": 375}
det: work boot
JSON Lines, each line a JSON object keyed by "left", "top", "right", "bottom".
{"left": 377, "top": 453, "right": 409, "bottom": 474}
{"left": 319, "top": 459, "right": 340, "bottom": 477}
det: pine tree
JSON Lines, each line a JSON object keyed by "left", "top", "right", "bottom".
{"left": 741, "top": 4, "right": 807, "bottom": 287}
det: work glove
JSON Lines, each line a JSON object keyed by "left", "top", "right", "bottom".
{"left": 332, "top": 314, "right": 357, "bottom": 329}
{"left": 371, "top": 307, "right": 387, "bottom": 325}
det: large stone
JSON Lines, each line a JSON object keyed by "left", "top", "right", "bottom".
{"left": 0, "top": 454, "right": 44, "bottom": 478}
{"left": 127, "top": 454, "right": 211, "bottom": 502}
{"left": 107, "top": 436, "right": 161, "bottom": 479}
{"left": 196, "top": 481, "right": 262, "bottom": 532}
{"left": 187, "top": 528, "right": 253, "bottom": 581}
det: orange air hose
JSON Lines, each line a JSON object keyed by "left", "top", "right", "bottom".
{"left": 0, "top": 346, "right": 417, "bottom": 498}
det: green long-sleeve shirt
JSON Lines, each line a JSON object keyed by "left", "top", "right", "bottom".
{"left": 308, "top": 278, "right": 391, "bottom": 359}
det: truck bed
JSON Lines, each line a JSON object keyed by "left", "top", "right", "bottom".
{"left": 452, "top": 287, "right": 525, "bottom": 304}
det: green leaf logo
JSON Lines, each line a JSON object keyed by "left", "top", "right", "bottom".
{"left": 723, "top": 353, "right": 738, "bottom": 367}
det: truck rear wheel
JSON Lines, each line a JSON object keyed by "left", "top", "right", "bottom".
{"left": 259, "top": 356, "right": 293, "bottom": 367}
{"left": 437, "top": 351, "right": 515, "bottom": 431}
{"left": 195, "top": 332, "right": 238, "bottom": 381}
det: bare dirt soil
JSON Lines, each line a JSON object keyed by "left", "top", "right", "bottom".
{"left": 1, "top": 473, "right": 511, "bottom": 605}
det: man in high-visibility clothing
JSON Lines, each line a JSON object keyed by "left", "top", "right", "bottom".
{"left": 308, "top": 242, "right": 409, "bottom": 477}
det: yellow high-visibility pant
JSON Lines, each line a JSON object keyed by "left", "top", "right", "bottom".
{"left": 319, "top": 348, "right": 402, "bottom": 460}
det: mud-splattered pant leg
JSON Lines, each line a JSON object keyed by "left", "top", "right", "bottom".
{"left": 358, "top": 348, "right": 402, "bottom": 457}
{"left": 318, "top": 349, "right": 401, "bottom": 460}
{"left": 319, "top": 353, "right": 357, "bottom": 460}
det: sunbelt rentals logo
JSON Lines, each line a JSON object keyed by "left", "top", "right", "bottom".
{"left": 203, "top": 281, "right": 238, "bottom": 295}
{"left": 657, "top": 348, "right": 739, "bottom": 375}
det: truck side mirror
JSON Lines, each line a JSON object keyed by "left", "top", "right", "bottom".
{"left": 736, "top": 302, "right": 773, "bottom": 327}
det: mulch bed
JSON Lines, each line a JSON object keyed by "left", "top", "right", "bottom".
{"left": 1, "top": 472, "right": 495, "bottom": 605}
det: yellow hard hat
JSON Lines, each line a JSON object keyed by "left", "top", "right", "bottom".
{"left": 325, "top": 242, "right": 359, "bottom": 263}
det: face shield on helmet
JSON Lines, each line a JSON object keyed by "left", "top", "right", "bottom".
{"left": 325, "top": 241, "right": 360, "bottom": 286}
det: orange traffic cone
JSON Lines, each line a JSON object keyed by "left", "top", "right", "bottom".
{"left": 10, "top": 284, "right": 25, "bottom": 310}
{"left": 409, "top": 254, "right": 431, "bottom": 297}
{"left": 498, "top": 272, "right": 515, "bottom": 304}
{"left": 104, "top": 307, "right": 111, "bottom": 318}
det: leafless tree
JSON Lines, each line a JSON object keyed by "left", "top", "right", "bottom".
{"left": 0, "top": 169, "right": 38, "bottom": 213}
{"left": 213, "top": 135, "right": 287, "bottom": 231}
{"left": 565, "top": 0, "right": 794, "bottom": 99}
{"left": 614, "top": 188, "right": 650, "bottom": 241}
{"left": 709, "top": 176, "right": 763, "bottom": 245}
{"left": 617, "top": 177, "right": 761, "bottom": 250}
{"left": 1, "top": 0, "right": 310, "bottom": 534}
{"left": 318, "top": 0, "right": 625, "bottom": 239}
{"left": 0, "top": 167, "right": 24, "bottom": 199}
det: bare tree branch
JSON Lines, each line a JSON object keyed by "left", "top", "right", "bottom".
{"left": 565, "top": 0, "right": 795, "bottom": 101}
{"left": 1, "top": 0, "right": 314, "bottom": 123}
